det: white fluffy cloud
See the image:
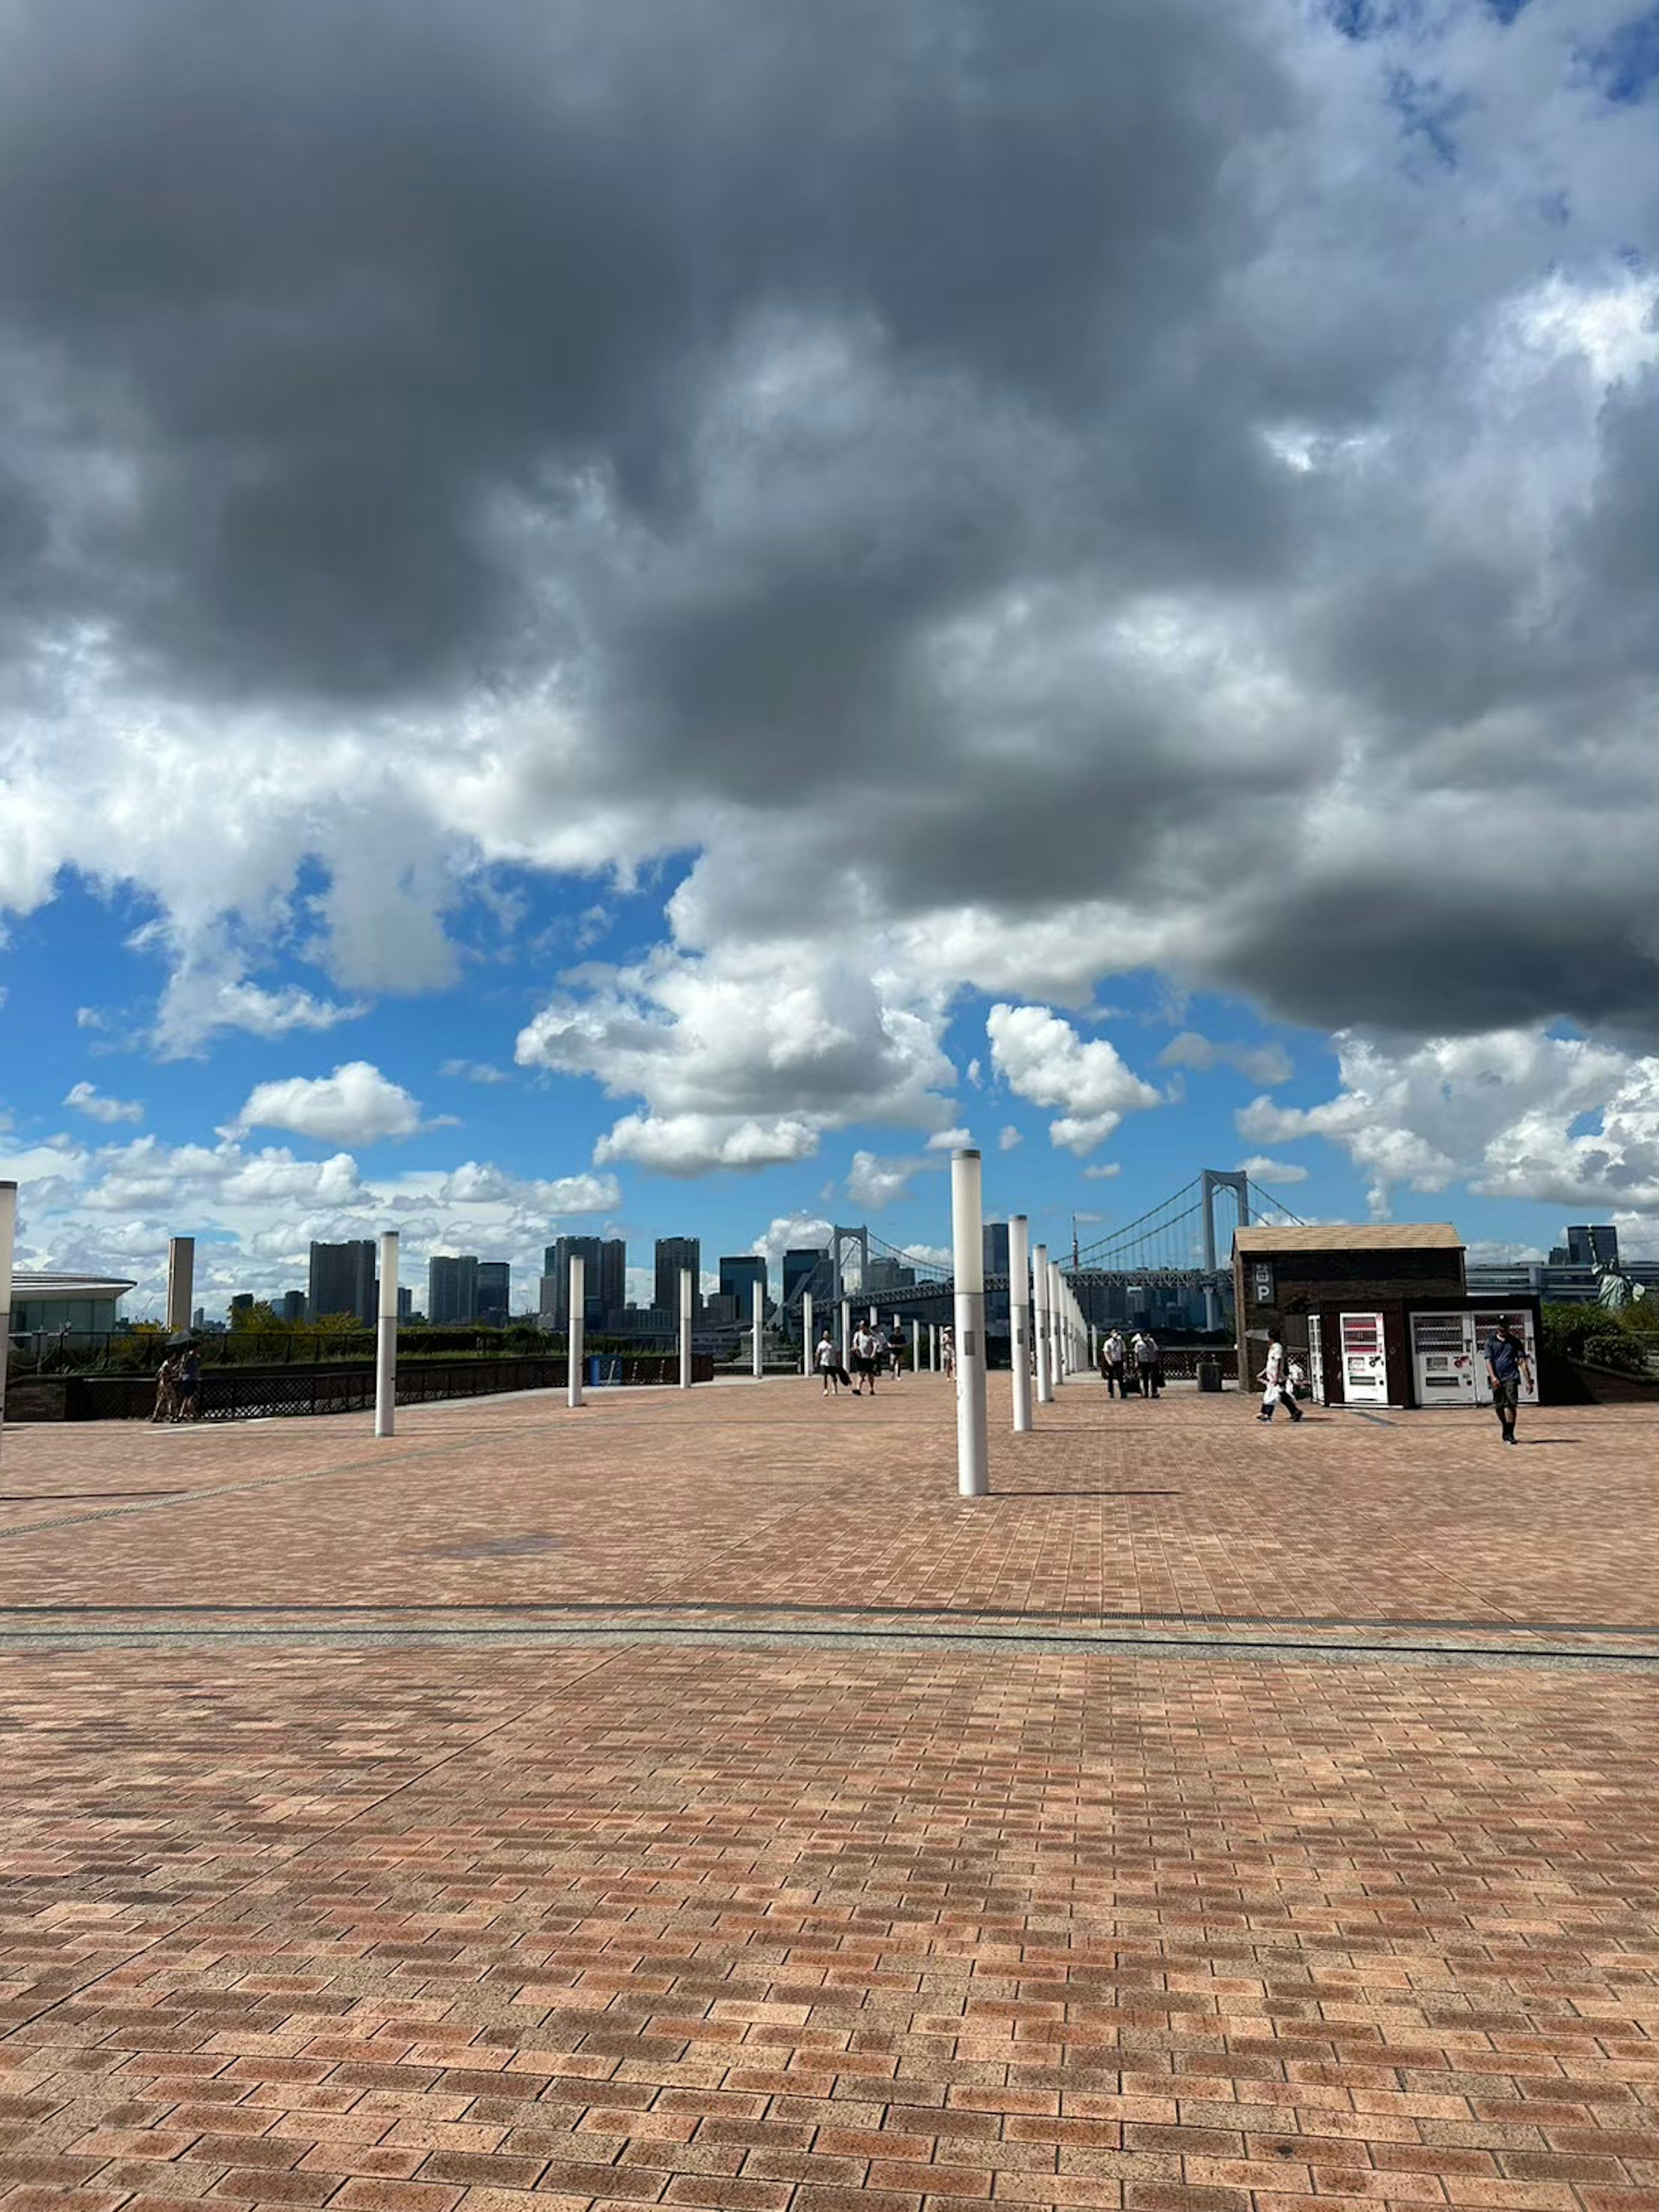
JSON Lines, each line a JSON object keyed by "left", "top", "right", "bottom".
{"left": 998, "top": 1125, "right": 1023, "bottom": 1152}
{"left": 986, "top": 1004, "right": 1162, "bottom": 1156}
{"left": 594, "top": 1112, "right": 819, "bottom": 1177}
{"left": 232, "top": 1061, "right": 424, "bottom": 1146}
{"left": 1236, "top": 1154, "right": 1309, "bottom": 1184}
{"left": 1238, "top": 1031, "right": 1659, "bottom": 1223}
{"left": 750, "top": 1212, "right": 834, "bottom": 1266}
{"left": 0, "top": 0, "right": 1655, "bottom": 1226}
{"left": 926, "top": 1127, "right": 972, "bottom": 1152}
{"left": 845, "top": 1151, "right": 921, "bottom": 1211}
{"left": 1, "top": 1128, "right": 622, "bottom": 1318}
{"left": 63, "top": 1081, "right": 143, "bottom": 1125}
{"left": 518, "top": 942, "right": 957, "bottom": 1174}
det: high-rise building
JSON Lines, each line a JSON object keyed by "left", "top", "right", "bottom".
{"left": 1567, "top": 1225, "right": 1618, "bottom": 1268}
{"left": 655, "top": 1237, "right": 700, "bottom": 1315}
{"left": 541, "top": 1238, "right": 626, "bottom": 1329}
{"left": 782, "top": 1247, "right": 825, "bottom": 1304}
{"left": 595, "top": 1238, "right": 626, "bottom": 1323}
{"left": 278, "top": 1289, "right": 307, "bottom": 1323}
{"left": 476, "top": 1261, "right": 511, "bottom": 1325}
{"left": 718, "top": 1255, "right": 768, "bottom": 1313}
{"left": 229, "top": 1292, "right": 255, "bottom": 1320}
{"left": 982, "top": 1221, "right": 1011, "bottom": 1281}
{"left": 427, "top": 1253, "right": 480, "bottom": 1324}
{"left": 309, "top": 1240, "right": 376, "bottom": 1325}
{"left": 397, "top": 1286, "right": 413, "bottom": 1321}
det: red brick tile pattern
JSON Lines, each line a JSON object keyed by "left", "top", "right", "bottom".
{"left": 0, "top": 1385, "right": 1655, "bottom": 2211}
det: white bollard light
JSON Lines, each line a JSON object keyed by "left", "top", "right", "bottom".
{"left": 1009, "top": 1213, "right": 1033, "bottom": 1433}
{"left": 0, "top": 1181, "right": 16, "bottom": 1466}
{"left": 568, "top": 1251, "right": 586, "bottom": 1408}
{"left": 802, "top": 1290, "right": 814, "bottom": 1377}
{"left": 752, "top": 1279, "right": 764, "bottom": 1380}
{"left": 1033, "top": 1242, "right": 1053, "bottom": 1403}
{"left": 950, "top": 1149, "right": 990, "bottom": 1498}
{"left": 679, "top": 1267, "right": 693, "bottom": 1389}
{"left": 374, "top": 1229, "right": 399, "bottom": 1438}
{"left": 842, "top": 1298, "right": 852, "bottom": 1368}
{"left": 1049, "top": 1261, "right": 1064, "bottom": 1383}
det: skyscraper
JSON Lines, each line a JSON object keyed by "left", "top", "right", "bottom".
{"left": 595, "top": 1237, "right": 626, "bottom": 1323}
{"left": 427, "top": 1253, "right": 480, "bottom": 1324}
{"left": 1566, "top": 1225, "right": 1618, "bottom": 1268}
{"left": 309, "top": 1240, "right": 376, "bottom": 1326}
{"left": 782, "top": 1247, "right": 825, "bottom": 1304}
{"left": 655, "top": 1237, "right": 700, "bottom": 1315}
{"left": 278, "top": 1289, "right": 307, "bottom": 1323}
{"left": 982, "top": 1221, "right": 1011, "bottom": 1280}
{"left": 718, "top": 1255, "right": 768, "bottom": 1313}
{"left": 476, "top": 1261, "right": 510, "bottom": 1325}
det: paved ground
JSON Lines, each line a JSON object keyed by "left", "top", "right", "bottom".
{"left": 0, "top": 1380, "right": 1655, "bottom": 2212}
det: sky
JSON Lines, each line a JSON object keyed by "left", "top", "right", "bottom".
{"left": 1, "top": 0, "right": 1657, "bottom": 1319}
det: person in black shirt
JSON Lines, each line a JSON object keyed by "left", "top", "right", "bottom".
{"left": 1484, "top": 1317, "right": 1533, "bottom": 1445}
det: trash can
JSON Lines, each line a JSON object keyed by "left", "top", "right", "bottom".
{"left": 1196, "top": 1359, "right": 1222, "bottom": 1393}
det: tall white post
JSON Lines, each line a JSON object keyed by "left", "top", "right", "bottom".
{"left": 567, "top": 1251, "right": 585, "bottom": 1408}
{"left": 752, "top": 1279, "right": 764, "bottom": 1380}
{"left": 802, "top": 1290, "right": 814, "bottom": 1377}
{"left": 868, "top": 1302, "right": 877, "bottom": 1326}
{"left": 374, "top": 1229, "right": 399, "bottom": 1438}
{"left": 1009, "top": 1213, "right": 1033, "bottom": 1433}
{"left": 841, "top": 1298, "right": 851, "bottom": 1368}
{"left": 0, "top": 1182, "right": 16, "bottom": 1466}
{"left": 930, "top": 1322, "right": 938, "bottom": 1371}
{"left": 950, "top": 1149, "right": 990, "bottom": 1498}
{"left": 1049, "top": 1261, "right": 1064, "bottom": 1383}
{"left": 1088, "top": 1320, "right": 1097, "bottom": 1372}
{"left": 1033, "top": 1242, "right": 1053, "bottom": 1403}
{"left": 679, "top": 1266, "right": 693, "bottom": 1389}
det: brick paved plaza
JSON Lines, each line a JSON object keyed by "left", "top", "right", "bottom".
{"left": 0, "top": 1380, "right": 1655, "bottom": 2212}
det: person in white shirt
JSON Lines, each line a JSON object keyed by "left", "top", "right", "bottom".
{"left": 816, "top": 1332, "right": 849, "bottom": 1396}
{"left": 1100, "top": 1329, "right": 1127, "bottom": 1398}
{"left": 851, "top": 1323, "right": 879, "bottom": 1395}
{"left": 1256, "top": 1331, "right": 1304, "bottom": 1424}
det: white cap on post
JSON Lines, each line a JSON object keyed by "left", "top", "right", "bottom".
{"left": 950, "top": 1149, "right": 990, "bottom": 1498}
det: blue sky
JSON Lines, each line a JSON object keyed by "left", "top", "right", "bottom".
{"left": 1, "top": 0, "right": 1657, "bottom": 1314}
{"left": 1, "top": 859, "right": 1639, "bottom": 1318}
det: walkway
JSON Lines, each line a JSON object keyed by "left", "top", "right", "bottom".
{"left": 0, "top": 1382, "right": 1655, "bottom": 2212}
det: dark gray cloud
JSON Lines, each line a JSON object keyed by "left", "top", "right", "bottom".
{"left": 0, "top": 0, "right": 1656, "bottom": 1053}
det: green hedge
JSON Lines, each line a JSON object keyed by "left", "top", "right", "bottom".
{"left": 1538, "top": 1302, "right": 1652, "bottom": 1377}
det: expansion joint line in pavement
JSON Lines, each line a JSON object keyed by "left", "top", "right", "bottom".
{"left": 0, "top": 1606, "right": 1653, "bottom": 1668}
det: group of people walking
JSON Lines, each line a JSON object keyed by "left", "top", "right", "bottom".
{"left": 150, "top": 1346, "right": 202, "bottom": 1422}
{"left": 815, "top": 1320, "right": 908, "bottom": 1396}
{"left": 1096, "top": 1328, "right": 1163, "bottom": 1397}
